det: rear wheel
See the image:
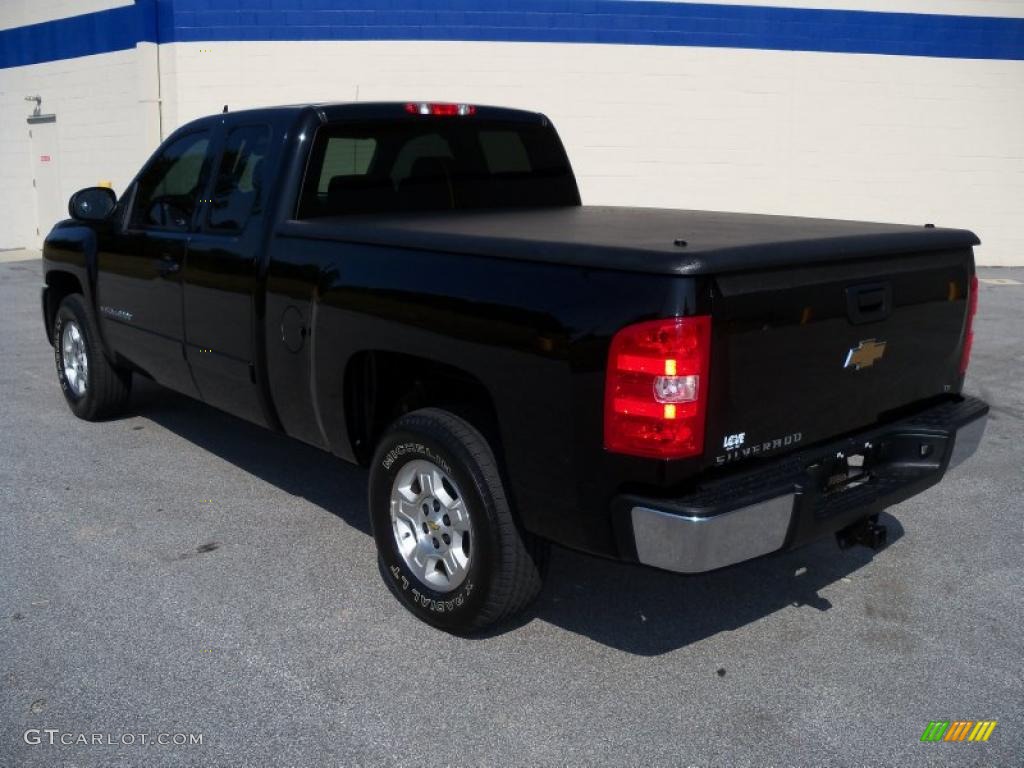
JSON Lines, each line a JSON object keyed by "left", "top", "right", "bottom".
{"left": 369, "top": 408, "right": 547, "bottom": 633}
{"left": 53, "top": 294, "right": 131, "bottom": 420}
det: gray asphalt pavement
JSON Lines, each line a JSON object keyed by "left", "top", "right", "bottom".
{"left": 1, "top": 252, "right": 1021, "bottom": 767}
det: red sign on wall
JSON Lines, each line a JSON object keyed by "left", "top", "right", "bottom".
{"left": 39, "top": 155, "right": 51, "bottom": 162}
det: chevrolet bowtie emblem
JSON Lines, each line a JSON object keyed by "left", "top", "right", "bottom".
{"left": 427, "top": 520, "right": 441, "bottom": 531}
{"left": 844, "top": 339, "right": 887, "bottom": 370}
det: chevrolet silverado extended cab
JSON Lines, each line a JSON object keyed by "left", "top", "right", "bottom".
{"left": 42, "top": 102, "right": 987, "bottom": 632}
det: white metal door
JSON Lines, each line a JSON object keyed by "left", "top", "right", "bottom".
{"left": 29, "top": 116, "right": 63, "bottom": 248}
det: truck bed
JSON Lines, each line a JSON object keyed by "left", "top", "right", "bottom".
{"left": 282, "top": 206, "right": 979, "bottom": 275}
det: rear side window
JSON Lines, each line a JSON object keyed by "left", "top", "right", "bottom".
{"left": 298, "top": 117, "right": 578, "bottom": 218}
{"left": 207, "top": 124, "right": 271, "bottom": 232}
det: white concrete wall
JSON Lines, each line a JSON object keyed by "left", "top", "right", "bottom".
{"left": 2, "top": 0, "right": 1022, "bottom": 263}
{"left": 162, "top": 39, "right": 1024, "bottom": 265}
{"left": 0, "top": 46, "right": 159, "bottom": 247}
{"left": 0, "top": 0, "right": 153, "bottom": 248}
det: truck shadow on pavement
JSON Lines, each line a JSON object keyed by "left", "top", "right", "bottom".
{"left": 131, "top": 378, "right": 372, "bottom": 536}
{"left": 521, "top": 528, "right": 901, "bottom": 655}
{"left": 130, "top": 377, "right": 904, "bottom": 656}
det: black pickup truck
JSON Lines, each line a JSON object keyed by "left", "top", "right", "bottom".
{"left": 42, "top": 102, "right": 987, "bottom": 632}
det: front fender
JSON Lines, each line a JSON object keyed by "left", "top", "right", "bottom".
{"left": 42, "top": 223, "right": 109, "bottom": 351}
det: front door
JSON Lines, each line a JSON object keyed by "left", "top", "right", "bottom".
{"left": 95, "top": 129, "right": 213, "bottom": 396}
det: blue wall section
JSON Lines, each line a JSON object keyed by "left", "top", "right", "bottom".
{"left": 0, "top": 2, "right": 157, "bottom": 69}
{"left": 2, "top": 0, "right": 1024, "bottom": 69}
{"left": 165, "top": 1, "right": 1024, "bottom": 60}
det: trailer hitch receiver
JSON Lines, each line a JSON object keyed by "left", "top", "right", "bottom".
{"left": 836, "top": 514, "right": 888, "bottom": 551}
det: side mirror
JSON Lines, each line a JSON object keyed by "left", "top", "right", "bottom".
{"left": 69, "top": 187, "right": 117, "bottom": 222}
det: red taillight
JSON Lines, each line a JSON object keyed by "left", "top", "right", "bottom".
{"left": 404, "top": 102, "right": 476, "bottom": 116}
{"left": 959, "top": 274, "right": 979, "bottom": 376}
{"left": 604, "top": 316, "right": 711, "bottom": 460}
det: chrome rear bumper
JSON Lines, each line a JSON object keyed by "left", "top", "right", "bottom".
{"left": 632, "top": 495, "right": 794, "bottom": 574}
{"left": 948, "top": 412, "right": 987, "bottom": 469}
{"left": 622, "top": 397, "right": 988, "bottom": 575}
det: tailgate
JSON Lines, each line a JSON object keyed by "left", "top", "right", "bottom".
{"left": 704, "top": 248, "right": 973, "bottom": 467}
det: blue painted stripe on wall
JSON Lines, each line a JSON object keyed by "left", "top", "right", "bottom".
{"left": 165, "top": 1, "right": 1024, "bottom": 61}
{"left": 0, "top": 2, "right": 157, "bottom": 69}
{"left": 2, "top": 0, "right": 1023, "bottom": 69}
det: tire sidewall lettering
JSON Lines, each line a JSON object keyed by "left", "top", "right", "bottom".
{"left": 53, "top": 312, "right": 75, "bottom": 399}
{"left": 388, "top": 563, "right": 474, "bottom": 614}
{"left": 381, "top": 441, "right": 452, "bottom": 475}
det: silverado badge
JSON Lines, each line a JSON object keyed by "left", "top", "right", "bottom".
{"left": 844, "top": 339, "right": 887, "bottom": 370}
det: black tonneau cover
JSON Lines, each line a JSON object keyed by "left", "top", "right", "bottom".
{"left": 281, "top": 206, "right": 979, "bottom": 276}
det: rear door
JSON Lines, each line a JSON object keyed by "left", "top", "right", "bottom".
{"left": 704, "top": 249, "right": 973, "bottom": 467}
{"left": 184, "top": 121, "right": 275, "bottom": 425}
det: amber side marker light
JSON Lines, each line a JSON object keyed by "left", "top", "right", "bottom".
{"left": 604, "top": 316, "right": 712, "bottom": 460}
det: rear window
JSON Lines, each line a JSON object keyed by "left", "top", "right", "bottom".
{"left": 317, "top": 137, "right": 377, "bottom": 194}
{"left": 478, "top": 130, "right": 531, "bottom": 173}
{"left": 298, "top": 118, "right": 578, "bottom": 218}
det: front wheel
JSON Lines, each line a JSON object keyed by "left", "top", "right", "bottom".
{"left": 369, "top": 408, "right": 547, "bottom": 633}
{"left": 53, "top": 294, "right": 131, "bottom": 420}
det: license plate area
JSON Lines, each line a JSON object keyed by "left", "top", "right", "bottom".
{"left": 805, "top": 431, "right": 950, "bottom": 498}
{"left": 824, "top": 453, "right": 872, "bottom": 493}
{"left": 810, "top": 444, "right": 878, "bottom": 496}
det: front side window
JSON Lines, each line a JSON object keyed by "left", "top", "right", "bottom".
{"left": 207, "top": 124, "right": 272, "bottom": 232}
{"left": 130, "top": 131, "right": 211, "bottom": 231}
